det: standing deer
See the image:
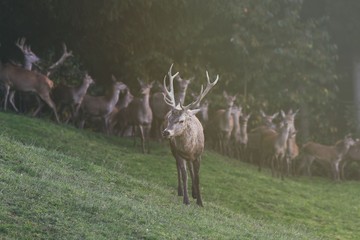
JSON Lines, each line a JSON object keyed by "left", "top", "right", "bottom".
{"left": 214, "top": 91, "right": 237, "bottom": 156}
{"left": 15, "top": 37, "right": 40, "bottom": 70}
{"left": 340, "top": 139, "right": 360, "bottom": 180}
{"left": 52, "top": 72, "right": 94, "bottom": 123}
{"left": 261, "top": 121, "right": 291, "bottom": 179}
{"left": 78, "top": 77, "right": 127, "bottom": 134}
{"left": 110, "top": 86, "right": 134, "bottom": 135}
{"left": 150, "top": 82, "right": 171, "bottom": 140}
{"left": 231, "top": 105, "right": 242, "bottom": 158}
{"left": 162, "top": 64, "right": 218, "bottom": 206}
{"left": 298, "top": 134, "right": 355, "bottom": 180}
{"left": 280, "top": 109, "right": 299, "bottom": 176}
{"left": 128, "top": 79, "right": 154, "bottom": 153}
{"left": 236, "top": 111, "right": 251, "bottom": 160}
{"left": 246, "top": 110, "right": 279, "bottom": 167}
{"left": 175, "top": 74, "right": 192, "bottom": 105}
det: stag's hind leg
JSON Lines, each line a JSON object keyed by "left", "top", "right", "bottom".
{"left": 193, "top": 158, "right": 203, "bottom": 207}
{"left": 38, "top": 92, "right": 60, "bottom": 123}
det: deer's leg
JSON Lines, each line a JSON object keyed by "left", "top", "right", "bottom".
{"left": 144, "top": 125, "right": 151, "bottom": 154}
{"left": 3, "top": 84, "right": 10, "bottom": 111}
{"left": 37, "top": 93, "right": 60, "bottom": 123}
{"left": 138, "top": 125, "right": 145, "bottom": 153}
{"left": 9, "top": 90, "right": 19, "bottom": 112}
{"left": 188, "top": 162, "right": 197, "bottom": 199}
{"left": 174, "top": 155, "right": 183, "bottom": 196}
{"left": 193, "top": 158, "right": 203, "bottom": 207}
{"left": 178, "top": 157, "right": 189, "bottom": 205}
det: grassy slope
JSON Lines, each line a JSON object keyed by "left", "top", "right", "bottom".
{"left": 0, "top": 112, "right": 359, "bottom": 239}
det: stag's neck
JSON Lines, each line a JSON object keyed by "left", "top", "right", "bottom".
{"left": 23, "top": 61, "right": 32, "bottom": 71}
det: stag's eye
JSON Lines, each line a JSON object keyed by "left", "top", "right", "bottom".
{"left": 179, "top": 120, "right": 185, "bottom": 124}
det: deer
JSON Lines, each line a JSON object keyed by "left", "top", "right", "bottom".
{"left": 213, "top": 91, "right": 237, "bottom": 156}
{"left": 150, "top": 81, "right": 171, "bottom": 141}
{"left": 260, "top": 120, "right": 291, "bottom": 179}
{"left": 230, "top": 105, "right": 242, "bottom": 158}
{"left": 235, "top": 111, "right": 251, "bottom": 160}
{"left": 0, "top": 61, "right": 60, "bottom": 123}
{"left": 175, "top": 74, "right": 192, "bottom": 105}
{"left": 246, "top": 110, "right": 279, "bottom": 168}
{"left": 127, "top": 79, "right": 154, "bottom": 153}
{"left": 7, "top": 38, "right": 72, "bottom": 116}
{"left": 52, "top": 72, "right": 95, "bottom": 123}
{"left": 297, "top": 134, "right": 355, "bottom": 181}
{"left": 77, "top": 77, "right": 127, "bottom": 134}
{"left": 340, "top": 139, "right": 360, "bottom": 180}
{"left": 190, "top": 92, "right": 210, "bottom": 124}
{"left": 162, "top": 64, "right": 219, "bottom": 206}
{"left": 280, "top": 109, "right": 299, "bottom": 176}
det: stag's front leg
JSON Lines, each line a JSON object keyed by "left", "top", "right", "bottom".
{"left": 9, "top": 91, "right": 19, "bottom": 112}
{"left": 193, "top": 158, "right": 203, "bottom": 207}
{"left": 178, "top": 158, "right": 189, "bottom": 205}
{"left": 3, "top": 84, "right": 10, "bottom": 111}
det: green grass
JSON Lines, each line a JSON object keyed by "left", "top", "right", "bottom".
{"left": 0, "top": 112, "right": 359, "bottom": 239}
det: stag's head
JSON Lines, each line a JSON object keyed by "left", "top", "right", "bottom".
{"left": 162, "top": 64, "right": 218, "bottom": 139}
{"left": 15, "top": 37, "right": 40, "bottom": 64}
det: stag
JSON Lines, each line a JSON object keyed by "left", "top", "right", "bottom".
{"left": 162, "top": 64, "right": 218, "bottom": 206}
{"left": 0, "top": 62, "right": 60, "bottom": 122}
{"left": 298, "top": 134, "right": 355, "bottom": 180}
{"left": 15, "top": 37, "right": 40, "bottom": 70}
{"left": 127, "top": 79, "right": 154, "bottom": 153}
{"left": 78, "top": 77, "right": 127, "bottom": 133}
{"left": 52, "top": 72, "right": 95, "bottom": 123}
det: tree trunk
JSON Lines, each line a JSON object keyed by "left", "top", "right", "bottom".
{"left": 353, "top": 57, "right": 360, "bottom": 134}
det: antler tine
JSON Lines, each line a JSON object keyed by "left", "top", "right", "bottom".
{"left": 183, "top": 70, "right": 219, "bottom": 110}
{"left": 15, "top": 37, "right": 28, "bottom": 53}
{"left": 62, "top": 43, "right": 73, "bottom": 57}
{"left": 162, "top": 64, "right": 179, "bottom": 108}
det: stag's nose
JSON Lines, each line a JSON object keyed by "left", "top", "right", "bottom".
{"left": 162, "top": 130, "right": 171, "bottom": 138}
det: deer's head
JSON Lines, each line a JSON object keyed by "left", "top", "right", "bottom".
{"left": 137, "top": 79, "right": 154, "bottom": 95}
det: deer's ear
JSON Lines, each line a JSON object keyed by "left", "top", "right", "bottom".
{"left": 223, "top": 90, "right": 228, "bottom": 98}
{"left": 272, "top": 112, "right": 279, "bottom": 119}
{"left": 280, "top": 110, "right": 286, "bottom": 118}
{"left": 149, "top": 81, "right": 155, "bottom": 87}
{"left": 189, "top": 108, "right": 201, "bottom": 116}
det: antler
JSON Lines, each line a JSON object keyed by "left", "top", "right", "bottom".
{"left": 48, "top": 43, "right": 73, "bottom": 71}
{"left": 182, "top": 71, "right": 219, "bottom": 110}
{"left": 15, "top": 37, "right": 30, "bottom": 53}
{"left": 163, "top": 64, "right": 180, "bottom": 109}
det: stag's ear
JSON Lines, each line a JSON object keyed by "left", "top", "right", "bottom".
{"left": 149, "top": 81, "right": 155, "bottom": 88}
{"left": 293, "top": 109, "right": 300, "bottom": 116}
{"left": 189, "top": 108, "right": 201, "bottom": 116}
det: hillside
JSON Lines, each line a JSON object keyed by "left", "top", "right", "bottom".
{"left": 0, "top": 112, "right": 359, "bottom": 239}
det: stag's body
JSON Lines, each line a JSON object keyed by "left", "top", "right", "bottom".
{"left": 0, "top": 63, "right": 60, "bottom": 123}
{"left": 128, "top": 80, "right": 153, "bottom": 153}
{"left": 162, "top": 64, "right": 218, "bottom": 206}
{"left": 298, "top": 135, "right": 355, "bottom": 180}
{"left": 78, "top": 80, "right": 126, "bottom": 133}
{"left": 53, "top": 73, "right": 94, "bottom": 123}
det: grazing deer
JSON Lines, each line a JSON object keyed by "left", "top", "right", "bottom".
{"left": 52, "top": 72, "right": 95, "bottom": 123}
{"left": 78, "top": 77, "right": 127, "bottom": 134}
{"left": 150, "top": 82, "right": 171, "bottom": 140}
{"left": 261, "top": 121, "right": 291, "bottom": 179}
{"left": 0, "top": 62, "right": 60, "bottom": 123}
{"left": 246, "top": 110, "right": 279, "bottom": 167}
{"left": 162, "top": 64, "right": 218, "bottom": 206}
{"left": 128, "top": 79, "right": 154, "bottom": 153}
{"left": 214, "top": 91, "right": 237, "bottom": 156}
{"left": 298, "top": 134, "right": 355, "bottom": 180}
